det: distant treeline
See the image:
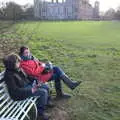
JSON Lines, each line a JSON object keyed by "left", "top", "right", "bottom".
{"left": 0, "top": 2, "right": 34, "bottom": 20}
{"left": 101, "top": 7, "right": 120, "bottom": 20}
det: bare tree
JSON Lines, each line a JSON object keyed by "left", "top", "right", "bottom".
{"left": 21, "top": 4, "right": 34, "bottom": 20}
{"left": 114, "top": 6, "right": 120, "bottom": 20}
{"left": 104, "top": 8, "right": 116, "bottom": 20}
{"left": 0, "top": 2, "right": 7, "bottom": 19}
{"left": 2, "top": 2, "right": 23, "bottom": 20}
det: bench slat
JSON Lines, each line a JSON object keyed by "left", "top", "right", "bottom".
{"left": 0, "top": 88, "right": 5, "bottom": 94}
{"left": 21, "top": 98, "right": 38, "bottom": 120}
{"left": 20, "top": 101, "right": 34, "bottom": 120}
{"left": 0, "top": 97, "right": 10, "bottom": 108}
{"left": 1, "top": 101, "right": 19, "bottom": 118}
{"left": 20, "top": 97, "right": 38, "bottom": 120}
{"left": 0, "top": 93, "right": 8, "bottom": 101}
{"left": 0, "top": 117, "right": 17, "bottom": 120}
{"left": 0, "top": 100, "right": 14, "bottom": 116}
{"left": 9, "top": 102, "right": 28, "bottom": 119}
{"left": 12, "top": 99, "right": 33, "bottom": 120}
{"left": 15, "top": 98, "right": 35, "bottom": 120}
{"left": 6, "top": 100, "right": 28, "bottom": 119}
{"left": 8, "top": 98, "right": 36, "bottom": 119}
{"left": 0, "top": 82, "right": 6, "bottom": 87}
{"left": 0, "top": 71, "right": 5, "bottom": 78}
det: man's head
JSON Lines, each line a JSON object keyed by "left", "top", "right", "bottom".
{"left": 3, "top": 53, "right": 21, "bottom": 70}
{"left": 19, "top": 46, "right": 30, "bottom": 57}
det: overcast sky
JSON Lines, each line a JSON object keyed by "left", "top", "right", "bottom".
{"left": 0, "top": 0, "right": 120, "bottom": 12}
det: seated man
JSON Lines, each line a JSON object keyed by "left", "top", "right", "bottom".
{"left": 3, "top": 53, "right": 53, "bottom": 120}
{"left": 19, "top": 46, "right": 82, "bottom": 99}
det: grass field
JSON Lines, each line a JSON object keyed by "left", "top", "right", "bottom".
{"left": 0, "top": 21, "right": 120, "bottom": 120}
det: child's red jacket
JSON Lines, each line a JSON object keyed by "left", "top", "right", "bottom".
{"left": 20, "top": 60, "right": 53, "bottom": 83}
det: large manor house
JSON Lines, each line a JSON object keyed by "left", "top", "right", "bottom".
{"left": 34, "top": 0, "right": 100, "bottom": 20}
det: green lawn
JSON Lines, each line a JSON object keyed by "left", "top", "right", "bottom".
{"left": 0, "top": 21, "right": 120, "bottom": 120}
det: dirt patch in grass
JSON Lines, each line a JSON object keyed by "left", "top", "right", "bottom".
{"left": 49, "top": 99, "right": 70, "bottom": 120}
{"left": 37, "top": 98, "right": 70, "bottom": 120}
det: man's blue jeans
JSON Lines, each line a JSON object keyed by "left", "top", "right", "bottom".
{"left": 24, "top": 83, "right": 49, "bottom": 110}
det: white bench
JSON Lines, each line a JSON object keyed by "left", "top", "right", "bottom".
{"left": 0, "top": 71, "right": 38, "bottom": 120}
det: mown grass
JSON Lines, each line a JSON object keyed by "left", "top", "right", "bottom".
{"left": 0, "top": 21, "right": 27, "bottom": 71}
{"left": 0, "top": 21, "right": 120, "bottom": 120}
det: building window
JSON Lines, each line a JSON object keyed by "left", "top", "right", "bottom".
{"left": 75, "top": 7, "right": 78, "bottom": 12}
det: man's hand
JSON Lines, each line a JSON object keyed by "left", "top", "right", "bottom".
{"left": 32, "top": 85, "right": 38, "bottom": 93}
{"left": 32, "top": 80, "right": 38, "bottom": 93}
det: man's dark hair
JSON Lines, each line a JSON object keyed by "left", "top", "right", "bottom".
{"left": 3, "top": 53, "right": 21, "bottom": 70}
{"left": 19, "top": 46, "right": 29, "bottom": 56}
